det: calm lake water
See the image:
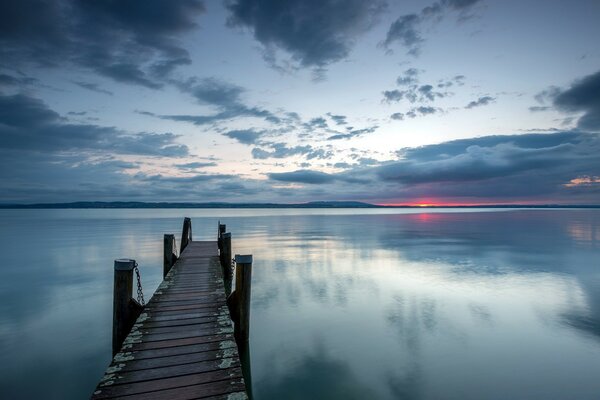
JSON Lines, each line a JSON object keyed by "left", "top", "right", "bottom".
{"left": 0, "top": 208, "right": 599, "bottom": 399}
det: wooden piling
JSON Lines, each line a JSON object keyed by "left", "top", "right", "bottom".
{"left": 112, "top": 259, "right": 144, "bottom": 356}
{"left": 229, "top": 254, "right": 252, "bottom": 341}
{"left": 181, "top": 217, "right": 192, "bottom": 253}
{"left": 217, "top": 222, "right": 226, "bottom": 252}
{"left": 163, "top": 234, "right": 177, "bottom": 278}
{"left": 221, "top": 232, "right": 232, "bottom": 295}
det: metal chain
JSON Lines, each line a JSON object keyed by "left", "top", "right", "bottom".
{"left": 134, "top": 262, "right": 145, "bottom": 306}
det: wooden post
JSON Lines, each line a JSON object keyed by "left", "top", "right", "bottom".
{"left": 221, "top": 232, "right": 232, "bottom": 296}
{"left": 163, "top": 234, "right": 177, "bottom": 278}
{"left": 113, "top": 259, "right": 144, "bottom": 356}
{"left": 181, "top": 217, "right": 192, "bottom": 253}
{"left": 232, "top": 254, "right": 252, "bottom": 341}
{"left": 217, "top": 222, "right": 226, "bottom": 252}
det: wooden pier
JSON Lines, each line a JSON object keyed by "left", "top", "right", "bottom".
{"left": 91, "top": 219, "right": 251, "bottom": 399}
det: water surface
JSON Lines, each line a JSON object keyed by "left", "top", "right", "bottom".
{"left": 0, "top": 208, "right": 599, "bottom": 399}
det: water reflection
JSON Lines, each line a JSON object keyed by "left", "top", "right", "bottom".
{"left": 255, "top": 343, "right": 376, "bottom": 400}
{"left": 0, "top": 209, "right": 599, "bottom": 399}
{"left": 245, "top": 209, "right": 600, "bottom": 399}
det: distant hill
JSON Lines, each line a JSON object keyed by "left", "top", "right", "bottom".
{"left": 0, "top": 200, "right": 381, "bottom": 209}
{"left": 0, "top": 201, "right": 598, "bottom": 209}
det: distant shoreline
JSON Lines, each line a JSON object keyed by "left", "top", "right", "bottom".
{"left": 0, "top": 201, "right": 598, "bottom": 209}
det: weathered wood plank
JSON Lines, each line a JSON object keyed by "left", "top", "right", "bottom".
{"left": 92, "top": 369, "right": 243, "bottom": 399}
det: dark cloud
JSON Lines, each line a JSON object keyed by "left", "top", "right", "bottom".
{"left": 383, "top": 0, "right": 481, "bottom": 55}
{"left": 175, "top": 161, "right": 217, "bottom": 170}
{"left": 395, "top": 106, "right": 441, "bottom": 120}
{"left": 72, "top": 81, "right": 113, "bottom": 96}
{"left": 139, "top": 173, "right": 235, "bottom": 184}
{"left": 327, "top": 113, "right": 347, "bottom": 125}
{"left": 383, "top": 89, "right": 406, "bottom": 103}
{"left": 142, "top": 77, "right": 281, "bottom": 126}
{"left": 0, "top": 93, "right": 188, "bottom": 157}
{"left": 226, "top": 0, "right": 386, "bottom": 68}
{"left": 418, "top": 84, "right": 445, "bottom": 101}
{"left": 252, "top": 142, "right": 333, "bottom": 160}
{"left": 269, "top": 170, "right": 336, "bottom": 184}
{"left": 552, "top": 69, "right": 600, "bottom": 131}
{"left": 465, "top": 96, "right": 495, "bottom": 109}
{"left": 383, "top": 14, "right": 423, "bottom": 55}
{"left": 258, "top": 131, "right": 600, "bottom": 203}
{"left": 529, "top": 106, "right": 550, "bottom": 112}
{"left": 383, "top": 76, "right": 448, "bottom": 105}
{"left": 377, "top": 132, "right": 599, "bottom": 190}
{"left": 305, "top": 117, "right": 328, "bottom": 130}
{"left": 396, "top": 68, "right": 420, "bottom": 86}
{"left": 327, "top": 126, "right": 378, "bottom": 141}
{"left": 177, "top": 77, "right": 244, "bottom": 107}
{"left": 334, "top": 162, "right": 352, "bottom": 169}
{"left": 0, "top": 0, "right": 205, "bottom": 88}
{"left": 223, "top": 129, "right": 266, "bottom": 145}
{"left": 0, "top": 73, "right": 38, "bottom": 88}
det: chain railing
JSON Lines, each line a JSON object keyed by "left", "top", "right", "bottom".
{"left": 133, "top": 262, "right": 145, "bottom": 306}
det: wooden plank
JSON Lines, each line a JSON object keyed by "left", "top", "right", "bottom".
{"left": 92, "top": 238, "right": 248, "bottom": 399}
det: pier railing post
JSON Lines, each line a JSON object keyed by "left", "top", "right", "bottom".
{"left": 113, "top": 259, "right": 144, "bottom": 356}
{"left": 163, "top": 234, "right": 177, "bottom": 278}
{"left": 221, "top": 232, "right": 232, "bottom": 295}
{"left": 181, "top": 217, "right": 192, "bottom": 253}
{"left": 217, "top": 222, "right": 226, "bottom": 252}
{"left": 228, "top": 254, "right": 252, "bottom": 342}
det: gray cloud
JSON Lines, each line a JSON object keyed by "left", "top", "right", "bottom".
{"left": 396, "top": 68, "right": 420, "bottom": 86}
{"left": 383, "top": 0, "right": 481, "bottom": 55}
{"left": 252, "top": 142, "right": 333, "bottom": 160}
{"left": 176, "top": 77, "right": 245, "bottom": 107}
{"left": 269, "top": 170, "right": 336, "bottom": 184}
{"left": 258, "top": 131, "right": 600, "bottom": 203}
{"left": 383, "top": 89, "right": 406, "bottom": 103}
{"left": 223, "top": 129, "right": 266, "bottom": 145}
{"left": 142, "top": 77, "right": 281, "bottom": 126}
{"left": 0, "top": 93, "right": 189, "bottom": 157}
{"left": 552, "top": 69, "right": 600, "bottom": 131}
{"left": 529, "top": 106, "right": 550, "bottom": 112}
{"left": 383, "top": 14, "right": 423, "bottom": 55}
{"left": 327, "top": 126, "right": 378, "bottom": 141}
{"left": 327, "top": 113, "right": 347, "bottom": 125}
{"left": 226, "top": 0, "right": 386, "bottom": 69}
{"left": 378, "top": 132, "right": 598, "bottom": 188}
{"left": 393, "top": 106, "right": 441, "bottom": 120}
{"left": 383, "top": 76, "right": 448, "bottom": 105}
{"left": 72, "top": 81, "right": 113, "bottom": 96}
{"left": 175, "top": 161, "right": 217, "bottom": 170}
{"left": 465, "top": 96, "right": 495, "bottom": 109}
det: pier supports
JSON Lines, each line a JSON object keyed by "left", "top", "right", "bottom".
{"left": 163, "top": 234, "right": 177, "bottom": 278}
{"left": 112, "top": 259, "right": 144, "bottom": 356}
{"left": 181, "top": 217, "right": 192, "bottom": 253}
{"left": 228, "top": 254, "right": 253, "bottom": 342}
{"left": 221, "top": 232, "right": 233, "bottom": 294}
{"left": 217, "top": 222, "right": 226, "bottom": 252}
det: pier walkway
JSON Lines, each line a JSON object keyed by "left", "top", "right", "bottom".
{"left": 91, "top": 220, "right": 249, "bottom": 399}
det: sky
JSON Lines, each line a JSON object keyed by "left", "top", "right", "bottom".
{"left": 1, "top": 0, "right": 599, "bottom": 205}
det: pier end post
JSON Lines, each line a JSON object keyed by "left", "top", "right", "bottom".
{"left": 233, "top": 254, "right": 252, "bottom": 342}
{"left": 221, "top": 232, "right": 233, "bottom": 295}
{"left": 181, "top": 217, "right": 192, "bottom": 253}
{"left": 113, "top": 259, "right": 143, "bottom": 356}
{"left": 163, "top": 234, "right": 177, "bottom": 278}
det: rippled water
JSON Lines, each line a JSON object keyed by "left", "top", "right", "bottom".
{"left": 0, "top": 208, "right": 599, "bottom": 399}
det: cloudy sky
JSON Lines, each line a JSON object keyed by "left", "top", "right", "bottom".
{"left": 1, "top": 0, "right": 599, "bottom": 205}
